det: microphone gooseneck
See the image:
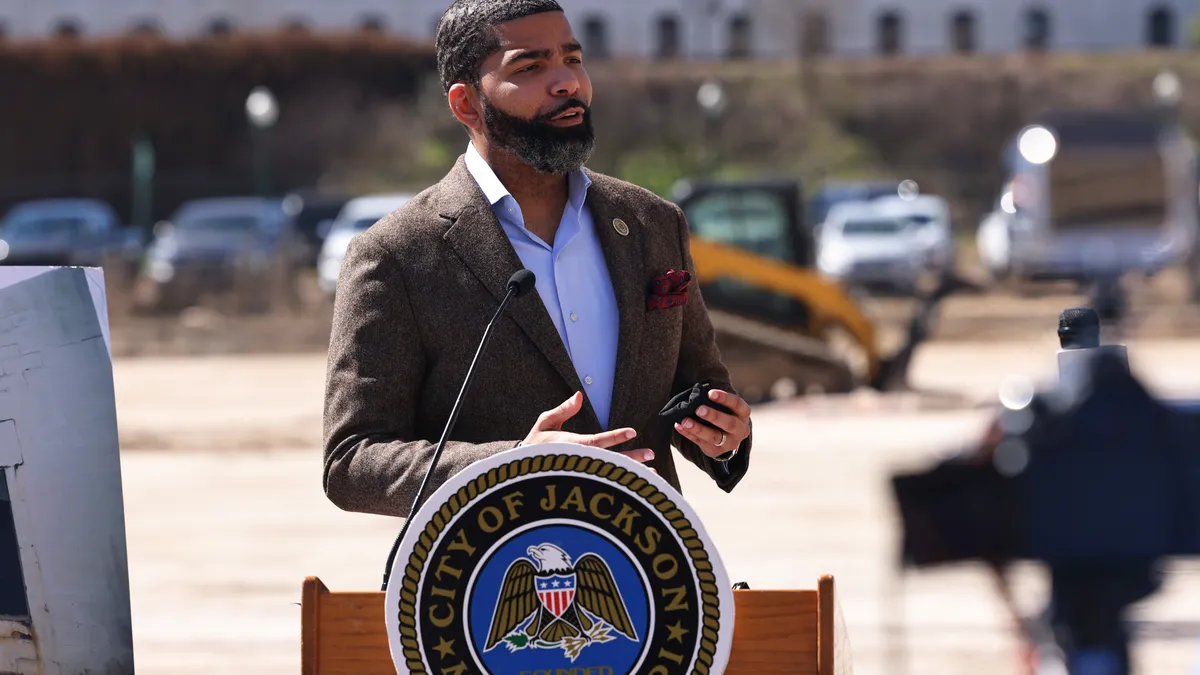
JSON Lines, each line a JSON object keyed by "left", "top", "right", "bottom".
{"left": 380, "top": 269, "right": 536, "bottom": 591}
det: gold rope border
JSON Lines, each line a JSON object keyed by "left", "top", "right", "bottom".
{"left": 394, "top": 453, "right": 723, "bottom": 675}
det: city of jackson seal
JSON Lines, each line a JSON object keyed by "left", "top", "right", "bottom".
{"left": 383, "top": 442, "right": 736, "bottom": 675}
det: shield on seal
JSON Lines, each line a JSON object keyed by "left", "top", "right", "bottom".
{"left": 535, "top": 573, "right": 577, "bottom": 618}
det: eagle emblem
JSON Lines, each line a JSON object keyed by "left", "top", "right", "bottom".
{"left": 484, "top": 543, "right": 639, "bottom": 662}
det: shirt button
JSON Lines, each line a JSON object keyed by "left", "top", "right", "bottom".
{"left": 585, "top": 376, "right": 593, "bottom": 385}
{"left": 570, "top": 312, "right": 578, "bottom": 322}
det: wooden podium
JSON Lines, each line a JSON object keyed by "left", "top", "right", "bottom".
{"left": 300, "top": 574, "right": 850, "bottom": 675}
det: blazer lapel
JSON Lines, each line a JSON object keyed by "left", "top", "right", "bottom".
{"left": 438, "top": 157, "right": 595, "bottom": 424}
{"left": 586, "top": 175, "right": 647, "bottom": 433}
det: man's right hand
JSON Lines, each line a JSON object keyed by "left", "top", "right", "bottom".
{"left": 522, "top": 392, "right": 655, "bottom": 465}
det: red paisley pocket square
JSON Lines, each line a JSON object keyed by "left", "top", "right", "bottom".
{"left": 647, "top": 269, "right": 692, "bottom": 311}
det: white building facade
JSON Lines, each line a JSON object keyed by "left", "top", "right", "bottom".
{"left": 0, "top": 0, "right": 1195, "bottom": 59}
{"left": 831, "top": 0, "right": 1200, "bottom": 56}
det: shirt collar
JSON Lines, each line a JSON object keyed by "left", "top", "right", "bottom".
{"left": 465, "top": 141, "right": 592, "bottom": 212}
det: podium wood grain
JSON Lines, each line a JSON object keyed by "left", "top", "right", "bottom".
{"left": 302, "top": 575, "right": 846, "bottom": 675}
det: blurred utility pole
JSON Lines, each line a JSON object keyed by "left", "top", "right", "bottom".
{"left": 697, "top": 80, "right": 727, "bottom": 176}
{"left": 131, "top": 134, "right": 155, "bottom": 229}
{"left": 251, "top": 127, "right": 272, "bottom": 198}
{"left": 798, "top": 0, "right": 826, "bottom": 101}
{"left": 245, "top": 86, "right": 279, "bottom": 198}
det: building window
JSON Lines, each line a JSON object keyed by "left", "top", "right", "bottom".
{"left": 877, "top": 10, "right": 903, "bottom": 55}
{"left": 282, "top": 17, "right": 311, "bottom": 33}
{"left": 1023, "top": 8, "right": 1051, "bottom": 49}
{"left": 655, "top": 14, "right": 682, "bottom": 59}
{"left": 950, "top": 10, "right": 976, "bottom": 53}
{"left": 206, "top": 17, "right": 234, "bottom": 36}
{"left": 129, "top": 18, "right": 160, "bottom": 36}
{"left": 51, "top": 18, "right": 82, "bottom": 38}
{"left": 727, "top": 13, "right": 752, "bottom": 59}
{"left": 1146, "top": 5, "right": 1174, "bottom": 47}
{"left": 800, "top": 11, "right": 830, "bottom": 56}
{"left": 359, "top": 14, "right": 386, "bottom": 33}
{"left": 582, "top": 16, "right": 609, "bottom": 59}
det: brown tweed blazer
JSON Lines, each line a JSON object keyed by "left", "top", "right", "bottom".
{"left": 322, "top": 155, "right": 752, "bottom": 518}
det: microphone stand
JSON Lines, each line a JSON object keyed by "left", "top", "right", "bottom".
{"left": 379, "top": 279, "right": 526, "bottom": 591}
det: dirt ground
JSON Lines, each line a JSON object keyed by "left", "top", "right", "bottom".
{"left": 110, "top": 308, "right": 1200, "bottom": 675}
{"left": 103, "top": 265, "right": 1200, "bottom": 360}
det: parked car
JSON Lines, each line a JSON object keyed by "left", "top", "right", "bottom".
{"left": 977, "top": 188, "right": 1017, "bottom": 284}
{"left": 281, "top": 189, "right": 351, "bottom": 268}
{"left": 987, "top": 109, "right": 1196, "bottom": 284}
{"left": 0, "top": 198, "right": 141, "bottom": 270}
{"left": 317, "top": 193, "right": 414, "bottom": 297}
{"left": 808, "top": 180, "right": 904, "bottom": 229}
{"left": 816, "top": 198, "right": 952, "bottom": 293}
{"left": 137, "top": 196, "right": 304, "bottom": 312}
{"left": 870, "top": 194, "right": 956, "bottom": 271}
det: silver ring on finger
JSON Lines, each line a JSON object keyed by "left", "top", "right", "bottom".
{"left": 716, "top": 431, "right": 727, "bottom": 447}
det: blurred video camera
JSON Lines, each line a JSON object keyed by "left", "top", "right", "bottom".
{"left": 891, "top": 307, "right": 1200, "bottom": 568}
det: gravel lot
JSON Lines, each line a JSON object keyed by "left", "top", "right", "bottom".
{"left": 111, "top": 334, "right": 1200, "bottom": 675}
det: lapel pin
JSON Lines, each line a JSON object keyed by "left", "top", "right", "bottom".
{"left": 612, "top": 218, "right": 630, "bottom": 236}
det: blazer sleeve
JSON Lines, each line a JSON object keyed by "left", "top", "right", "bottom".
{"left": 667, "top": 202, "right": 753, "bottom": 492}
{"left": 322, "top": 233, "right": 518, "bottom": 518}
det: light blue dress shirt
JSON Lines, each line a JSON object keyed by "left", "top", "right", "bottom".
{"left": 465, "top": 143, "right": 621, "bottom": 430}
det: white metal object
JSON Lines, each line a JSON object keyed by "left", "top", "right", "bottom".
{"left": 0, "top": 266, "right": 111, "bottom": 357}
{"left": 0, "top": 267, "right": 134, "bottom": 675}
{"left": 1057, "top": 345, "right": 1129, "bottom": 390}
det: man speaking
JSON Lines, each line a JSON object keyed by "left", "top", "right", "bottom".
{"left": 322, "top": 0, "right": 753, "bottom": 519}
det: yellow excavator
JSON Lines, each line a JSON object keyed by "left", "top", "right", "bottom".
{"left": 672, "top": 178, "right": 960, "bottom": 402}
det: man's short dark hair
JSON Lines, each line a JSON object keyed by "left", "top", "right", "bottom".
{"left": 435, "top": 0, "right": 565, "bottom": 93}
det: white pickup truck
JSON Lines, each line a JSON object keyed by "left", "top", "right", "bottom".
{"left": 977, "top": 108, "right": 1199, "bottom": 286}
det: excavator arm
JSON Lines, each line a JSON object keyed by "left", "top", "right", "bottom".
{"left": 689, "top": 236, "right": 882, "bottom": 381}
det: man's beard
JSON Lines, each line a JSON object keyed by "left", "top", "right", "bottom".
{"left": 481, "top": 95, "right": 596, "bottom": 175}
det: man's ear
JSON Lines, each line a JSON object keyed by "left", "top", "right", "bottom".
{"left": 448, "top": 83, "right": 482, "bottom": 131}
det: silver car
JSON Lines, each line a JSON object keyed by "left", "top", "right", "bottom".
{"left": 816, "top": 196, "right": 954, "bottom": 293}
{"left": 137, "top": 197, "right": 303, "bottom": 312}
{"left": 318, "top": 193, "right": 414, "bottom": 297}
{"left": 0, "top": 198, "right": 136, "bottom": 268}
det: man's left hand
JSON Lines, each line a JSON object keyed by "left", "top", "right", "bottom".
{"left": 673, "top": 389, "right": 751, "bottom": 459}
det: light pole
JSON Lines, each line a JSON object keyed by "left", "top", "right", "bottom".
{"left": 697, "top": 79, "right": 727, "bottom": 176}
{"left": 1154, "top": 69, "right": 1183, "bottom": 135}
{"left": 131, "top": 134, "right": 155, "bottom": 230}
{"left": 245, "top": 86, "right": 279, "bottom": 198}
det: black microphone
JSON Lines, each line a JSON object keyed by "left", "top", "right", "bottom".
{"left": 1057, "top": 306, "right": 1100, "bottom": 349}
{"left": 380, "top": 268, "right": 536, "bottom": 590}
{"left": 1055, "top": 305, "right": 1128, "bottom": 387}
